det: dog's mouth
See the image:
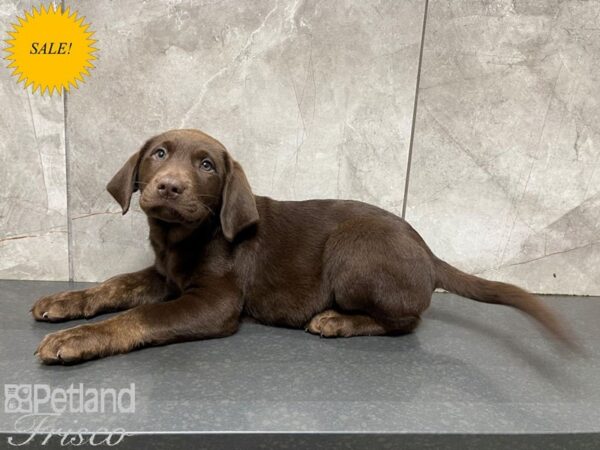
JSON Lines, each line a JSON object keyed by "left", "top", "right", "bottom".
{"left": 139, "top": 189, "right": 215, "bottom": 225}
{"left": 154, "top": 206, "right": 188, "bottom": 223}
{"left": 143, "top": 203, "right": 204, "bottom": 224}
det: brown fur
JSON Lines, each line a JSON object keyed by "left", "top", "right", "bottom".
{"left": 32, "top": 129, "right": 576, "bottom": 364}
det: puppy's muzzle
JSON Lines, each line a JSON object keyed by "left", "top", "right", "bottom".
{"left": 157, "top": 177, "right": 185, "bottom": 200}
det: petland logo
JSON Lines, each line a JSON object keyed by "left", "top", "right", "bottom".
{"left": 3, "top": 383, "right": 134, "bottom": 446}
{"left": 4, "top": 383, "right": 135, "bottom": 414}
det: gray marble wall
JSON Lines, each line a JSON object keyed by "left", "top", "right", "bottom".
{"left": 1, "top": 0, "right": 598, "bottom": 295}
{"left": 0, "top": 0, "right": 69, "bottom": 280}
{"left": 406, "top": 0, "right": 600, "bottom": 296}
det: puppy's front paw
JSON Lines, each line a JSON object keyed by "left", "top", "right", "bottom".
{"left": 35, "top": 325, "right": 106, "bottom": 364}
{"left": 31, "top": 290, "right": 91, "bottom": 322}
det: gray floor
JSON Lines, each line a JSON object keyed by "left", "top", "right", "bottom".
{"left": 0, "top": 280, "right": 599, "bottom": 449}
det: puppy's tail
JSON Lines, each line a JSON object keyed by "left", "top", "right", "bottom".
{"left": 433, "top": 257, "right": 578, "bottom": 350}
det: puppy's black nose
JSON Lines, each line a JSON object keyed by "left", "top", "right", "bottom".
{"left": 157, "top": 178, "right": 185, "bottom": 199}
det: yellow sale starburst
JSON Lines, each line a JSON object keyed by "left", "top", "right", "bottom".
{"left": 4, "top": 4, "right": 97, "bottom": 95}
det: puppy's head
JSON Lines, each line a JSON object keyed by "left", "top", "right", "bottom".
{"left": 107, "top": 129, "right": 258, "bottom": 241}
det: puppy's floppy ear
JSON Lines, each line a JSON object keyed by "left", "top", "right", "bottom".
{"left": 220, "top": 155, "right": 259, "bottom": 242}
{"left": 106, "top": 146, "right": 145, "bottom": 214}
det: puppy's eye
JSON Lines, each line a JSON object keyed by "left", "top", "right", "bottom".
{"left": 153, "top": 148, "right": 168, "bottom": 160}
{"left": 200, "top": 159, "right": 214, "bottom": 172}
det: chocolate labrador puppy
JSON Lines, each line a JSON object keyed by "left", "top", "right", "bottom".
{"left": 32, "top": 129, "right": 573, "bottom": 364}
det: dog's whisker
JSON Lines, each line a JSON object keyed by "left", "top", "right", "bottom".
{"left": 198, "top": 202, "right": 215, "bottom": 216}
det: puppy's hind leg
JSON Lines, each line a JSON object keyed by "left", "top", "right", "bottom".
{"left": 319, "top": 217, "right": 435, "bottom": 337}
{"left": 306, "top": 309, "right": 420, "bottom": 337}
